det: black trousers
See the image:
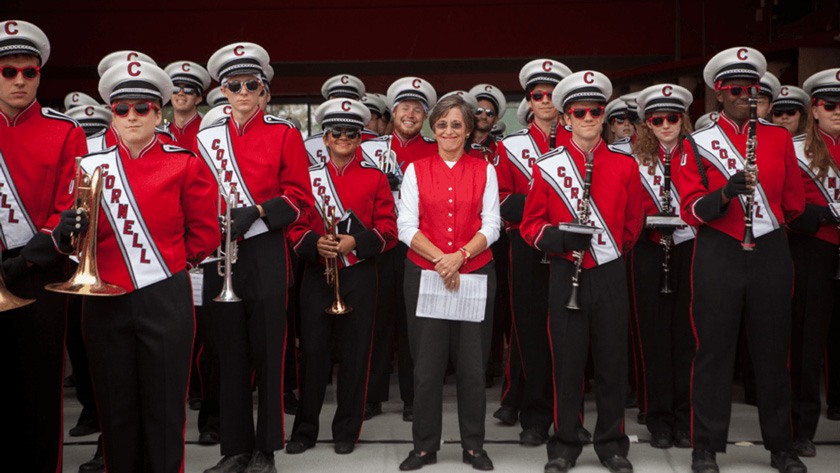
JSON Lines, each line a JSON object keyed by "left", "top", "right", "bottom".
{"left": 789, "top": 232, "right": 837, "bottom": 440}
{"left": 828, "top": 306, "right": 840, "bottom": 409}
{"left": 691, "top": 227, "right": 793, "bottom": 453}
{"left": 196, "top": 265, "right": 221, "bottom": 435}
{"left": 506, "top": 230, "right": 552, "bottom": 432}
{"left": 405, "top": 259, "right": 496, "bottom": 452}
{"left": 630, "top": 239, "right": 694, "bottom": 435}
{"left": 0, "top": 256, "right": 67, "bottom": 473}
{"left": 66, "top": 261, "right": 99, "bottom": 429}
{"left": 291, "top": 259, "right": 376, "bottom": 445}
{"left": 546, "top": 257, "right": 630, "bottom": 462}
{"left": 367, "top": 243, "right": 413, "bottom": 405}
{"left": 84, "top": 271, "right": 194, "bottom": 473}
{"left": 488, "top": 231, "right": 511, "bottom": 376}
{"left": 211, "top": 231, "right": 288, "bottom": 455}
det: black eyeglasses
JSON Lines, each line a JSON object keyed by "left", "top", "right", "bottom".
{"left": 329, "top": 128, "right": 361, "bottom": 139}
{"left": 648, "top": 114, "right": 681, "bottom": 127}
{"left": 475, "top": 107, "right": 496, "bottom": 118}
{"left": 772, "top": 109, "right": 799, "bottom": 117}
{"left": 111, "top": 102, "right": 159, "bottom": 117}
{"left": 172, "top": 85, "right": 198, "bottom": 95}
{"left": 1, "top": 65, "right": 40, "bottom": 80}
{"left": 225, "top": 79, "right": 261, "bottom": 94}
{"left": 568, "top": 106, "right": 604, "bottom": 119}
{"left": 529, "top": 90, "right": 552, "bottom": 102}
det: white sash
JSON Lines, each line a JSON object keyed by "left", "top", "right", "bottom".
{"left": 793, "top": 136, "right": 840, "bottom": 204}
{"left": 308, "top": 163, "right": 359, "bottom": 267}
{"left": 691, "top": 125, "right": 779, "bottom": 238}
{"left": 195, "top": 120, "right": 268, "bottom": 239}
{"left": 85, "top": 129, "right": 108, "bottom": 153}
{"left": 637, "top": 157, "right": 696, "bottom": 245}
{"left": 304, "top": 133, "right": 329, "bottom": 166}
{"left": 81, "top": 149, "right": 170, "bottom": 290}
{"left": 0, "top": 151, "right": 37, "bottom": 250}
{"left": 501, "top": 131, "right": 541, "bottom": 182}
{"left": 535, "top": 148, "right": 622, "bottom": 265}
{"left": 360, "top": 135, "right": 402, "bottom": 215}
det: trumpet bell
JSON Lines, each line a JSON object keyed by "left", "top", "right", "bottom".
{"left": 45, "top": 276, "right": 126, "bottom": 296}
{"left": 0, "top": 278, "right": 35, "bottom": 312}
{"left": 213, "top": 285, "right": 241, "bottom": 303}
{"left": 326, "top": 299, "right": 352, "bottom": 315}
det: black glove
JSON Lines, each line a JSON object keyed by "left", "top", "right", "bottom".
{"left": 819, "top": 205, "right": 839, "bottom": 223}
{"left": 654, "top": 225, "right": 677, "bottom": 236}
{"left": 723, "top": 171, "right": 749, "bottom": 198}
{"left": 562, "top": 230, "right": 592, "bottom": 252}
{"left": 386, "top": 172, "right": 401, "bottom": 191}
{"left": 56, "top": 209, "right": 89, "bottom": 237}
{"left": 229, "top": 206, "right": 260, "bottom": 240}
{"left": 1, "top": 256, "right": 29, "bottom": 286}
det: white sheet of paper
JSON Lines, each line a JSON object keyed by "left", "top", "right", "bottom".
{"left": 416, "top": 270, "right": 488, "bottom": 323}
{"left": 190, "top": 268, "right": 204, "bottom": 307}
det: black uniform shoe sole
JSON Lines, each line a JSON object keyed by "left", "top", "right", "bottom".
{"left": 334, "top": 443, "right": 355, "bottom": 454}
{"left": 544, "top": 457, "right": 575, "bottom": 473}
{"left": 399, "top": 451, "right": 437, "bottom": 471}
{"left": 492, "top": 406, "right": 518, "bottom": 426}
{"left": 462, "top": 450, "right": 494, "bottom": 470}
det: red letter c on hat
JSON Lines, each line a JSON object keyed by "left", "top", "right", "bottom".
{"left": 71, "top": 93, "right": 79, "bottom": 103}
{"left": 780, "top": 86, "right": 789, "bottom": 96}
{"left": 127, "top": 52, "right": 138, "bottom": 61}
{"left": 583, "top": 72, "right": 594, "bottom": 84}
{"left": 4, "top": 21, "right": 18, "bottom": 35}
{"left": 233, "top": 45, "right": 245, "bottom": 56}
{"left": 485, "top": 85, "right": 492, "bottom": 92}
{"left": 223, "top": 105, "right": 232, "bottom": 115}
{"left": 340, "top": 75, "right": 349, "bottom": 84}
{"left": 412, "top": 79, "right": 421, "bottom": 89}
{"left": 127, "top": 61, "right": 141, "bottom": 77}
{"left": 341, "top": 100, "right": 351, "bottom": 112}
{"left": 182, "top": 62, "right": 191, "bottom": 72}
{"left": 542, "top": 61, "right": 552, "bottom": 72}
{"left": 737, "top": 48, "right": 748, "bottom": 60}
{"left": 710, "top": 112, "right": 718, "bottom": 121}
{"left": 835, "top": 70, "right": 840, "bottom": 82}
{"left": 662, "top": 85, "right": 673, "bottom": 96}
{"left": 85, "top": 106, "right": 94, "bottom": 117}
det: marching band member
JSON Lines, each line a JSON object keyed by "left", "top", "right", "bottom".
{"left": 305, "top": 74, "right": 372, "bottom": 165}
{"left": 771, "top": 85, "right": 809, "bottom": 136}
{"left": 361, "top": 92, "right": 388, "bottom": 135}
{"left": 521, "top": 70, "right": 644, "bottom": 473}
{"left": 366, "top": 76, "right": 438, "bottom": 422}
{"left": 785, "top": 68, "right": 840, "bottom": 458}
{"left": 67, "top": 103, "right": 111, "bottom": 138}
{"left": 259, "top": 64, "right": 273, "bottom": 111}
{"left": 604, "top": 97, "right": 635, "bottom": 144}
{"left": 678, "top": 47, "right": 806, "bottom": 473}
{"left": 207, "top": 86, "right": 229, "bottom": 107}
{"left": 758, "top": 72, "right": 781, "bottom": 120}
{"left": 199, "top": 42, "right": 313, "bottom": 473}
{"left": 78, "top": 59, "right": 219, "bottom": 473}
{"left": 163, "top": 60, "right": 211, "bottom": 147}
{"left": 0, "top": 19, "right": 87, "bottom": 473}
{"left": 285, "top": 98, "right": 396, "bottom": 455}
{"left": 494, "top": 59, "right": 572, "bottom": 446}
{"left": 467, "top": 83, "right": 506, "bottom": 162}
{"left": 630, "top": 84, "right": 696, "bottom": 450}
{"left": 694, "top": 112, "right": 719, "bottom": 130}
{"left": 397, "top": 94, "right": 500, "bottom": 471}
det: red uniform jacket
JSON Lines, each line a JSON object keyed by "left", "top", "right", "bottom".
{"left": 391, "top": 132, "right": 437, "bottom": 173}
{"left": 679, "top": 112, "right": 804, "bottom": 240}
{"left": 289, "top": 152, "right": 397, "bottom": 269}
{"left": 164, "top": 113, "right": 202, "bottom": 150}
{"left": 791, "top": 129, "right": 840, "bottom": 245}
{"left": 0, "top": 101, "right": 86, "bottom": 264}
{"left": 521, "top": 138, "right": 645, "bottom": 269}
{"left": 86, "top": 125, "right": 175, "bottom": 153}
{"left": 467, "top": 136, "right": 500, "bottom": 165}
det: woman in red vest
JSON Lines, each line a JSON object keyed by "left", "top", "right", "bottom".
{"left": 397, "top": 94, "right": 501, "bottom": 471}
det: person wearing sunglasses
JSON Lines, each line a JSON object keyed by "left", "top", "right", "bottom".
{"left": 0, "top": 19, "right": 90, "bottom": 473}
{"left": 679, "top": 47, "right": 807, "bottom": 473}
{"left": 467, "top": 83, "right": 507, "bottom": 163}
{"left": 285, "top": 98, "right": 396, "bottom": 456}
{"left": 604, "top": 97, "right": 636, "bottom": 145}
{"left": 784, "top": 68, "right": 840, "bottom": 460}
{"left": 628, "top": 84, "right": 696, "bottom": 451}
{"left": 771, "top": 85, "right": 809, "bottom": 136}
{"left": 757, "top": 72, "right": 781, "bottom": 120}
{"left": 520, "top": 70, "right": 644, "bottom": 473}
{"left": 199, "top": 42, "right": 313, "bottom": 473}
{"left": 305, "top": 74, "right": 375, "bottom": 166}
{"left": 494, "top": 58, "right": 573, "bottom": 448}
{"left": 163, "top": 61, "right": 210, "bottom": 149}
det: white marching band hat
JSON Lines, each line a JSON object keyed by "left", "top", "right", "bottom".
{"left": 387, "top": 77, "right": 437, "bottom": 111}
{"left": 759, "top": 72, "right": 781, "bottom": 100}
{"left": 635, "top": 84, "right": 693, "bottom": 116}
{"left": 516, "top": 98, "right": 533, "bottom": 126}
{"left": 200, "top": 104, "right": 232, "bottom": 130}
{"left": 207, "top": 42, "right": 270, "bottom": 82}
{"left": 321, "top": 74, "right": 365, "bottom": 100}
{"left": 64, "top": 91, "right": 100, "bottom": 110}
{"left": 0, "top": 20, "right": 50, "bottom": 65}
{"left": 98, "top": 60, "right": 174, "bottom": 105}
{"left": 262, "top": 64, "right": 274, "bottom": 91}
{"left": 694, "top": 112, "right": 719, "bottom": 129}
{"left": 97, "top": 50, "right": 156, "bottom": 77}
{"left": 439, "top": 90, "right": 478, "bottom": 110}
{"left": 604, "top": 98, "right": 629, "bottom": 121}
{"left": 314, "top": 98, "right": 371, "bottom": 130}
{"left": 519, "top": 59, "right": 572, "bottom": 91}
{"left": 772, "top": 85, "right": 809, "bottom": 111}
{"left": 206, "top": 86, "right": 229, "bottom": 107}
{"left": 165, "top": 60, "right": 211, "bottom": 94}
{"left": 803, "top": 68, "right": 840, "bottom": 102}
{"left": 470, "top": 83, "right": 507, "bottom": 118}
{"left": 360, "top": 93, "right": 388, "bottom": 117}
{"left": 703, "top": 47, "right": 766, "bottom": 89}
{"left": 66, "top": 104, "right": 111, "bottom": 129}
{"left": 552, "top": 70, "right": 613, "bottom": 110}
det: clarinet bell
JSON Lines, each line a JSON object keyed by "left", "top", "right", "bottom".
{"left": 660, "top": 274, "right": 673, "bottom": 294}
{"left": 566, "top": 284, "right": 582, "bottom": 310}
{"left": 741, "top": 228, "right": 756, "bottom": 251}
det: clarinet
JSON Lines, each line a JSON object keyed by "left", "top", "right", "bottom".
{"left": 566, "top": 151, "right": 596, "bottom": 310}
{"left": 541, "top": 119, "right": 560, "bottom": 265}
{"left": 659, "top": 150, "right": 674, "bottom": 294}
{"left": 741, "top": 87, "right": 759, "bottom": 250}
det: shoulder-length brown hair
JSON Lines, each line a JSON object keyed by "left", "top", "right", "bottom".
{"left": 632, "top": 112, "right": 693, "bottom": 172}
{"left": 804, "top": 108, "right": 836, "bottom": 179}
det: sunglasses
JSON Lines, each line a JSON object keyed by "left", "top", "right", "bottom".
{"left": 648, "top": 114, "right": 681, "bottom": 126}
{"left": 772, "top": 109, "right": 799, "bottom": 117}
{"left": 329, "top": 128, "right": 361, "bottom": 139}
{"left": 529, "top": 90, "right": 552, "bottom": 102}
{"left": 475, "top": 107, "right": 496, "bottom": 118}
{"left": 111, "top": 102, "right": 159, "bottom": 117}
{"left": 172, "top": 85, "right": 198, "bottom": 95}
{"left": 1, "top": 65, "right": 40, "bottom": 80}
{"left": 717, "top": 84, "right": 762, "bottom": 97}
{"left": 817, "top": 100, "right": 838, "bottom": 112}
{"left": 225, "top": 79, "right": 261, "bottom": 94}
{"left": 611, "top": 116, "right": 629, "bottom": 124}
{"left": 568, "top": 106, "right": 604, "bottom": 119}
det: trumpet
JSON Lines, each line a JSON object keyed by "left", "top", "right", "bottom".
{"left": 322, "top": 205, "right": 351, "bottom": 315}
{"left": 379, "top": 148, "right": 398, "bottom": 175}
{"left": 46, "top": 157, "right": 126, "bottom": 296}
{"left": 0, "top": 252, "right": 35, "bottom": 312}
{"left": 213, "top": 187, "right": 241, "bottom": 303}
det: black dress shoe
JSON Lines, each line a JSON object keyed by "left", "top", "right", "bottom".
{"left": 600, "top": 454, "right": 633, "bottom": 473}
{"left": 283, "top": 391, "right": 299, "bottom": 416}
{"left": 334, "top": 442, "right": 354, "bottom": 454}
{"left": 636, "top": 411, "right": 646, "bottom": 425}
{"left": 245, "top": 450, "right": 276, "bottom": 473}
{"left": 403, "top": 404, "right": 414, "bottom": 422}
{"left": 519, "top": 427, "right": 547, "bottom": 446}
{"left": 462, "top": 449, "right": 494, "bottom": 471}
{"left": 770, "top": 450, "right": 807, "bottom": 473}
{"left": 203, "top": 453, "right": 252, "bottom": 473}
{"left": 691, "top": 449, "right": 719, "bottom": 473}
{"left": 199, "top": 430, "right": 221, "bottom": 445}
{"left": 827, "top": 405, "right": 840, "bottom": 421}
{"left": 364, "top": 402, "right": 382, "bottom": 420}
{"left": 399, "top": 450, "right": 436, "bottom": 471}
{"left": 673, "top": 431, "right": 692, "bottom": 449}
{"left": 544, "top": 457, "right": 575, "bottom": 473}
{"left": 576, "top": 426, "right": 592, "bottom": 445}
{"left": 78, "top": 441, "right": 104, "bottom": 473}
{"left": 650, "top": 431, "right": 673, "bottom": 449}
{"left": 791, "top": 437, "right": 815, "bottom": 458}
{"left": 284, "top": 441, "right": 310, "bottom": 454}
{"left": 492, "top": 405, "right": 518, "bottom": 426}
{"left": 70, "top": 423, "right": 100, "bottom": 437}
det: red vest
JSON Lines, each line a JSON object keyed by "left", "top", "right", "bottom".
{"left": 407, "top": 154, "right": 492, "bottom": 274}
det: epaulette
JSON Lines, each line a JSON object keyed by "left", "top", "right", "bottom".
{"left": 306, "top": 131, "right": 325, "bottom": 140}
{"left": 83, "top": 145, "right": 118, "bottom": 158}
{"left": 360, "top": 160, "right": 384, "bottom": 172}
{"left": 264, "top": 115, "right": 295, "bottom": 127}
{"left": 758, "top": 118, "right": 786, "bottom": 129}
{"left": 607, "top": 143, "right": 635, "bottom": 158}
{"left": 422, "top": 136, "right": 436, "bottom": 143}
{"left": 692, "top": 122, "right": 716, "bottom": 135}
{"left": 534, "top": 146, "right": 567, "bottom": 163}
{"left": 362, "top": 129, "right": 379, "bottom": 138}
{"left": 501, "top": 129, "right": 529, "bottom": 140}
{"left": 162, "top": 144, "right": 196, "bottom": 156}
{"left": 87, "top": 128, "right": 107, "bottom": 140}
{"left": 41, "top": 107, "right": 80, "bottom": 127}
{"left": 155, "top": 126, "right": 175, "bottom": 140}
{"left": 792, "top": 133, "right": 806, "bottom": 143}
{"left": 308, "top": 161, "right": 326, "bottom": 171}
